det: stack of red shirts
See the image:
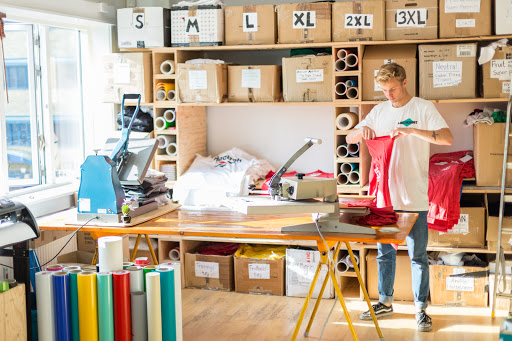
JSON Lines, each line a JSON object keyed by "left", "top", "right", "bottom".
{"left": 261, "top": 169, "right": 334, "bottom": 192}
{"left": 196, "top": 243, "right": 240, "bottom": 256}
{"left": 428, "top": 151, "right": 475, "bottom": 232}
{"left": 340, "top": 199, "right": 398, "bottom": 226}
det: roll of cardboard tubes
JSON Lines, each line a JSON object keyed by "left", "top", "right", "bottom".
{"left": 346, "top": 53, "right": 359, "bottom": 68}
{"left": 348, "top": 143, "right": 359, "bottom": 156}
{"left": 346, "top": 87, "right": 359, "bottom": 99}
{"left": 348, "top": 171, "right": 360, "bottom": 184}
{"left": 337, "top": 173, "right": 349, "bottom": 185}
{"left": 335, "top": 112, "right": 359, "bottom": 130}
{"left": 335, "top": 82, "right": 347, "bottom": 96}
{"left": 336, "top": 145, "right": 348, "bottom": 158}
{"left": 335, "top": 59, "right": 348, "bottom": 71}
{"left": 337, "top": 49, "right": 349, "bottom": 60}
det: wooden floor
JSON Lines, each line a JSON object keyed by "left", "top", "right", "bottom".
{"left": 182, "top": 284, "right": 508, "bottom": 341}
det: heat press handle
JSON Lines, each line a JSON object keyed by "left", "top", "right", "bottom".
{"left": 110, "top": 94, "right": 142, "bottom": 164}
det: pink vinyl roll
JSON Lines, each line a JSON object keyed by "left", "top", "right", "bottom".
{"left": 47, "top": 264, "right": 63, "bottom": 272}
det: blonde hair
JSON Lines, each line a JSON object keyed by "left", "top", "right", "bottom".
{"left": 375, "top": 63, "right": 406, "bottom": 84}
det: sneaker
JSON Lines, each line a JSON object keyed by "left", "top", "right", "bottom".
{"left": 416, "top": 311, "right": 433, "bottom": 332}
{"left": 359, "top": 302, "right": 394, "bottom": 320}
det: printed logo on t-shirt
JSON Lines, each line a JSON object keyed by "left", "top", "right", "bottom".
{"left": 214, "top": 155, "right": 242, "bottom": 168}
{"left": 398, "top": 118, "right": 418, "bottom": 127}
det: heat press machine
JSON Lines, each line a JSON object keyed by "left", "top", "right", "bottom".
{"left": 0, "top": 198, "right": 41, "bottom": 341}
{"left": 77, "top": 94, "right": 159, "bottom": 223}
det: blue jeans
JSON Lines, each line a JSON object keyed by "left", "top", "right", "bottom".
{"left": 377, "top": 211, "right": 429, "bottom": 311}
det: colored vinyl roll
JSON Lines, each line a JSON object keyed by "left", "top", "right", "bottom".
{"left": 157, "top": 268, "right": 177, "bottom": 341}
{"left": 337, "top": 173, "right": 349, "bottom": 185}
{"left": 126, "top": 266, "right": 144, "bottom": 293}
{"left": 6, "top": 278, "right": 17, "bottom": 288}
{"left": 98, "top": 236, "right": 123, "bottom": 273}
{"left": 163, "top": 109, "right": 176, "bottom": 124}
{"left": 155, "top": 116, "right": 171, "bottom": 130}
{"left": 347, "top": 86, "right": 359, "bottom": 99}
{"left": 113, "top": 271, "right": 131, "bottom": 341}
{"left": 36, "top": 271, "right": 56, "bottom": 341}
{"left": 52, "top": 271, "right": 72, "bottom": 341}
{"left": 336, "top": 112, "right": 359, "bottom": 130}
{"left": 143, "top": 265, "right": 157, "bottom": 291}
{"left": 68, "top": 270, "right": 81, "bottom": 341}
{"left": 158, "top": 262, "right": 183, "bottom": 341}
{"left": 97, "top": 272, "right": 114, "bottom": 341}
{"left": 63, "top": 266, "right": 81, "bottom": 272}
{"left": 156, "top": 89, "right": 167, "bottom": 101}
{"left": 346, "top": 53, "right": 359, "bottom": 67}
{"left": 160, "top": 60, "right": 175, "bottom": 75}
{"left": 146, "top": 272, "right": 163, "bottom": 341}
{"left": 157, "top": 135, "right": 173, "bottom": 149}
{"left": 166, "top": 142, "right": 178, "bottom": 156}
{"left": 131, "top": 292, "right": 148, "bottom": 341}
{"left": 123, "top": 262, "right": 134, "bottom": 269}
{"left": 348, "top": 171, "right": 360, "bottom": 184}
{"left": 77, "top": 271, "right": 98, "bottom": 341}
{"left": 336, "top": 145, "right": 349, "bottom": 158}
{"left": 0, "top": 281, "right": 8, "bottom": 292}
{"left": 337, "top": 49, "right": 348, "bottom": 60}
{"left": 47, "top": 264, "right": 63, "bottom": 271}
{"left": 168, "top": 247, "right": 180, "bottom": 261}
{"left": 348, "top": 143, "right": 360, "bottom": 156}
{"left": 336, "top": 259, "right": 349, "bottom": 273}
{"left": 346, "top": 252, "right": 359, "bottom": 268}
{"left": 335, "top": 58, "right": 347, "bottom": 71}
{"left": 335, "top": 82, "right": 347, "bottom": 96}
{"left": 167, "top": 90, "right": 176, "bottom": 101}
{"left": 345, "top": 79, "right": 358, "bottom": 87}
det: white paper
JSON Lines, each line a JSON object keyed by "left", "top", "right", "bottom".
{"left": 185, "top": 16, "right": 200, "bottom": 36}
{"left": 248, "top": 263, "right": 270, "bottom": 279}
{"left": 448, "top": 214, "right": 470, "bottom": 235}
{"left": 188, "top": 70, "right": 208, "bottom": 89}
{"left": 433, "top": 61, "right": 463, "bottom": 88}
{"left": 243, "top": 13, "right": 258, "bottom": 32}
{"left": 446, "top": 276, "right": 474, "bottom": 292}
{"left": 445, "top": 0, "right": 481, "bottom": 13}
{"left": 456, "top": 19, "right": 476, "bottom": 28}
{"left": 296, "top": 69, "right": 323, "bottom": 83}
{"left": 344, "top": 14, "right": 373, "bottom": 29}
{"left": 457, "top": 45, "right": 476, "bottom": 57}
{"left": 195, "top": 261, "right": 219, "bottom": 278}
{"left": 459, "top": 154, "right": 473, "bottom": 163}
{"left": 503, "top": 81, "right": 511, "bottom": 94}
{"left": 453, "top": 267, "right": 466, "bottom": 275}
{"left": 132, "top": 12, "right": 145, "bottom": 29}
{"left": 293, "top": 11, "right": 316, "bottom": 29}
{"left": 113, "top": 63, "right": 131, "bottom": 84}
{"left": 79, "top": 198, "right": 90, "bottom": 212}
{"left": 396, "top": 8, "right": 427, "bottom": 27}
{"left": 241, "top": 69, "right": 261, "bottom": 88}
{"left": 490, "top": 59, "right": 512, "bottom": 80}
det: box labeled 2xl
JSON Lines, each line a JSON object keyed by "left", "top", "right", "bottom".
{"left": 282, "top": 54, "right": 332, "bottom": 102}
{"left": 277, "top": 3, "right": 332, "bottom": 44}
{"left": 224, "top": 5, "right": 277, "bottom": 45}
{"left": 385, "top": 0, "right": 438, "bottom": 40}
{"left": 439, "top": 0, "right": 491, "bottom": 38}
{"left": 171, "top": 4, "right": 224, "bottom": 46}
{"left": 117, "top": 7, "right": 171, "bottom": 48}
{"left": 332, "top": 0, "right": 386, "bottom": 42}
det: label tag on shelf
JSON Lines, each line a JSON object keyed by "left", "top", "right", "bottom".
{"left": 456, "top": 19, "right": 476, "bottom": 28}
{"left": 293, "top": 11, "right": 316, "bottom": 29}
{"left": 445, "top": 0, "right": 481, "bottom": 13}
{"left": 491, "top": 59, "right": 512, "bottom": 80}
{"left": 248, "top": 263, "right": 270, "bottom": 279}
{"left": 396, "top": 8, "right": 427, "bottom": 27}
{"left": 242, "top": 69, "right": 261, "bottom": 88}
{"left": 296, "top": 69, "right": 323, "bottom": 83}
{"left": 195, "top": 261, "right": 219, "bottom": 278}
{"left": 457, "top": 45, "right": 476, "bottom": 57}
{"left": 433, "top": 61, "right": 463, "bottom": 88}
{"left": 189, "top": 70, "right": 208, "bottom": 89}
{"left": 446, "top": 276, "right": 474, "bottom": 292}
{"left": 243, "top": 13, "right": 258, "bottom": 32}
{"left": 344, "top": 14, "right": 373, "bottom": 29}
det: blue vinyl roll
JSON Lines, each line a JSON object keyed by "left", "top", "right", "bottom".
{"left": 52, "top": 272, "right": 72, "bottom": 341}
{"left": 157, "top": 268, "right": 176, "bottom": 341}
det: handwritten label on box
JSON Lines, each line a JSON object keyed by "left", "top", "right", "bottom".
{"left": 445, "top": 0, "right": 481, "bottom": 13}
{"left": 189, "top": 70, "right": 208, "bottom": 89}
{"left": 296, "top": 69, "right": 323, "bottom": 83}
{"left": 195, "top": 261, "right": 219, "bottom": 278}
{"left": 456, "top": 19, "right": 476, "bottom": 28}
{"left": 396, "top": 8, "right": 427, "bottom": 27}
{"left": 248, "top": 263, "right": 270, "bottom": 279}
{"left": 503, "top": 82, "right": 511, "bottom": 94}
{"left": 491, "top": 59, "right": 512, "bottom": 80}
{"left": 241, "top": 69, "right": 261, "bottom": 88}
{"left": 243, "top": 13, "right": 258, "bottom": 32}
{"left": 446, "top": 276, "right": 474, "bottom": 292}
{"left": 345, "top": 14, "right": 373, "bottom": 29}
{"left": 433, "top": 61, "right": 463, "bottom": 88}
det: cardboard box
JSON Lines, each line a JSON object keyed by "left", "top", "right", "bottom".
{"left": 177, "top": 63, "right": 227, "bottom": 103}
{"left": 486, "top": 216, "right": 512, "bottom": 251}
{"left": 185, "top": 252, "right": 234, "bottom": 291}
{"left": 34, "top": 230, "right": 72, "bottom": 248}
{"left": 286, "top": 248, "right": 334, "bottom": 299}
{"left": 0, "top": 284, "right": 26, "bottom": 341}
{"left": 362, "top": 44, "right": 417, "bottom": 100}
{"left": 428, "top": 206, "right": 486, "bottom": 248}
{"left": 234, "top": 257, "right": 285, "bottom": 295}
{"left": 57, "top": 250, "right": 95, "bottom": 267}
{"left": 429, "top": 264, "right": 488, "bottom": 307}
{"left": 103, "top": 53, "right": 153, "bottom": 103}
{"left": 227, "top": 65, "right": 281, "bottom": 102}
{"left": 439, "top": 0, "right": 491, "bottom": 38}
{"left": 489, "top": 274, "right": 512, "bottom": 310}
{"left": 419, "top": 43, "right": 477, "bottom": 100}
{"left": 282, "top": 54, "right": 332, "bottom": 102}
{"left": 171, "top": 4, "right": 224, "bottom": 46}
{"left": 473, "top": 123, "right": 512, "bottom": 187}
{"left": 496, "top": 0, "right": 512, "bottom": 35}
{"left": 366, "top": 249, "right": 414, "bottom": 301}
{"left": 385, "top": 0, "right": 438, "bottom": 40}
{"left": 277, "top": 3, "right": 332, "bottom": 44}
{"left": 77, "top": 231, "right": 96, "bottom": 252}
{"left": 332, "top": 0, "right": 386, "bottom": 42}
{"left": 117, "top": 7, "right": 171, "bottom": 48}
{"left": 481, "top": 45, "right": 512, "bottom": 98}
{"left": 224, "top": 5, "right": 277, "bottom": 45}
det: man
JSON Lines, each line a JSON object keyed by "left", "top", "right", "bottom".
{"left": 346, "top": 63, "right": 453, "bottom": 332}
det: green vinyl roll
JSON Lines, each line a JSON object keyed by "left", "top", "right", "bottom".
{"left": 68, "top": 270, "right": 82, "bottom": 341}
{"left": 97, "top": 272, "right": 115, "bottom": 341}
{"left": 0, "top": 281, "right": 8, "bottom": 293}
{"left": 143, "top": 266, "right": 157, "bottom": 291}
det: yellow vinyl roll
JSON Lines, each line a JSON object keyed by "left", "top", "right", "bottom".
{"left": 163, "top": 82, "right": 175, "bottom": 93}
{"left": 77, "top": 271, "right": 99, "bottom": 341}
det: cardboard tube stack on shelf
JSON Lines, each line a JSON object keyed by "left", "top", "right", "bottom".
{"left": 336, "top": 112, "right": 359, "bottom": 130}
{"left": 160, "top": 60, "right": 175, "bottom": 75}
{"left": 335, "top": 48, "right": 349, "bottom": 71}
{"left": 335, "top": 81, "right": 347, "bottom": 96}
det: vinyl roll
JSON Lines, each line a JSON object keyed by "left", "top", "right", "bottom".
{"left": 97, "top": 272, "right": 115, "bottom": 341}
{"left": 163, "top": 82, "right": 175, "bottom": 93}
{"left": 163, "top": 109, "right": 176, "bottom": 124}
{"left": 340, "top": 163, "right": 359, "bottom": 174}
{"left": 337, "top": 173, "right": 349, "bottom": 185}
{"left": 158, "top": 262, "right": 183, "bottom": 341}
{"left": 53, "top": 271, "right": 72, "bottom": 341}
{"left": 77, "top": 271, "right": 98, "bottom": 341}
{"left": 113, "top": 271, "right": 131, "bottom": 341}
{"left": 336, "top": 145, "right": 348, "bottom": 158}
{"left": 335, "top": 112, "right": 359, "bottom": 130}
{"left": 47, "top": 264, "right": 63, "bottom": 272}
{"left": 157, "top": 135, "right": 173, "bottom": 149}
{"left": 166, "top": 142, "right": 178, "bottom": 156}
{"left": 348, "top": 171, "right": 360, "bottom": 184}
{"left": 160, "top": 60, "right": 175, "bottom": 75}
{"left": 36, "top": 271, "right": 55, "bottom": 341}
{"left": 336, "top": 259, "right": 349, "bottom": 273}
{"left": 156, "top": 89, "right": 167, "bottom": 101}
{"left": 348, "top": 143, "right": 359, "bottom": 156}
{"left": 98, "top": 236, "right": 123, "bottom": 273}
{"left": 123, "top": 262, "right": 134, "bottom": 269}
{"left": 335, "top": 59, "right": 347, "bottom": 71}
{"left": 143, "top": 265, "right": 157, "bottom": 291}
{"left": 127, "top": 266, "right": 144, "bottom": 293}
{"left": 157, "top": 268, "right": 177, "bottom": 341}
{"left": 335, "top": 82, "right": 347, "bottom": 96}
{"left": 346, "top": 251, "right": 359, "bottom": 268}
{"left": 345, "top": 79, "right": 358, "bottom": 87}
{"left": 346, "top": 53, "right": 359, "bottom": 67}
{"left": 155, "top": 116, "right": 171, "bottom": 130}
{"left": 68, "top": 270, "right": 81, "bottom": 341}
{"left": 347, "top": 86, "right": 359, "bottom": 99}
{"left": 130, "top": 292, "right": 148, "bottom": 341}
{"left": 166, "top": 90, "right": 176, "bottom": 101}
{"left": 146, "top": 272, "right": 163, "bottom": 341}
{"left": 0, "top": 281, "right": 8, "bottom": 292}
{"left": 63, "top": 266, "right": 81, "bottom": 272}
{"left": 168, "top": 247, "right": 180, "bottom": 261}
{"left": 337, "top": 49, "right": 348, "bottom": 60}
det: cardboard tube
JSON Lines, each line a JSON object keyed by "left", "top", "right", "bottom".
{"left": 169, "top": 248, "right": 180, "bottom": 261}
{"left": 156, "top": 89, "right": 167, "bottom": 101}
{"left": 335, "top": 59, "right": 348, "bottom": 71}
{"left": 336, "top": 259, "right": 349, "bottom": 273}
{"left": 164, "top": 109, "right": 176, "bottom": 123}
{"left": 337, "top": 173, "right": 348, "bottom": 185}
{"left": 155, "top": 116, "right": 171, "bottom": 130}
{"left": 157, "top": 135, "right": 173, "bottom": 149}
{"left": 336, "top": 145, "right": 348, "bottom": 158}
{"left": 335, "top": 82, "right": 347, "bottom": 96}
{"left": 336, "top": 112, "right": 359, "bottom": 130}
{"left": 166, "top": 142, "right": 178, "bottom": 156}
{"left": 160, "top": 60, "right": 175, "bottom": 75}
{"left": 346, "top": 252, "right": 359, "bottom": 267}
{"left": 340, "top": 163, "right": 358, "bottom": 174}
{"left": 337, "top": 49, "right": 348, "bottom": 60}
{"left": 348, "top": 171, "right": 360, "bottom": 184}
{"left": 347, "top": 87, "right": 359, "bottom": 99}
{"left": 346, "top": 53, "right": 359, "bottom": 67}
{"left": 167, "top": 90, "right": 176, "bottom": 101}
{"left": 348, "top": 143, "right": 359, "bottom": 156}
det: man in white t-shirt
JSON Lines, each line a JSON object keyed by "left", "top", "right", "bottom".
{"left": 347, "top": 63, "right": 453, "bottom": 332}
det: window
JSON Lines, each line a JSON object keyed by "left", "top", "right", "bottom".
{"left": 1, "top": 22, "right": 86, "bottom": 192}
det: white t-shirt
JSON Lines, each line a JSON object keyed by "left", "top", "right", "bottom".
{"left": 355, "top": 97, "right": 449, "bottom": 211}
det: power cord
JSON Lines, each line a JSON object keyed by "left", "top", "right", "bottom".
{"left": 0, "top": 216, "right": 99, "bottom": 270}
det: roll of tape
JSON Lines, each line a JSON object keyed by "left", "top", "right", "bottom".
{"left": 156, "top": 89, "right": 167, "bottom": 101}
{"left": 336, "top": 112, "right": 359, "bottom": 130}
{"left": 160, "top": 60, "right": 175, "bottom": 75}
{"left": 166, "top": 142, "right": 178, "bottom": 156}
{"left": 155, "top": 116, "right": 171, "bottom": 130}
{"left": 157, "top": 135, "right": 173, "bottom": 149}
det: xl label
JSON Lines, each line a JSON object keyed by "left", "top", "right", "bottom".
{"left": 293, "top": 11, "right": 316, "bottom": 28}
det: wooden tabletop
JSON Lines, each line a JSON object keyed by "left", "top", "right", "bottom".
{"left": 37, "top": 208, "right": 417, "bottom": 244}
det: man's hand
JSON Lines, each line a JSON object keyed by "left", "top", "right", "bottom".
{"left": 390, "top": 127, "right": 415, "bottom": 138}
{"left": 361, "top": 126, "right": 376, "bottom": 140}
